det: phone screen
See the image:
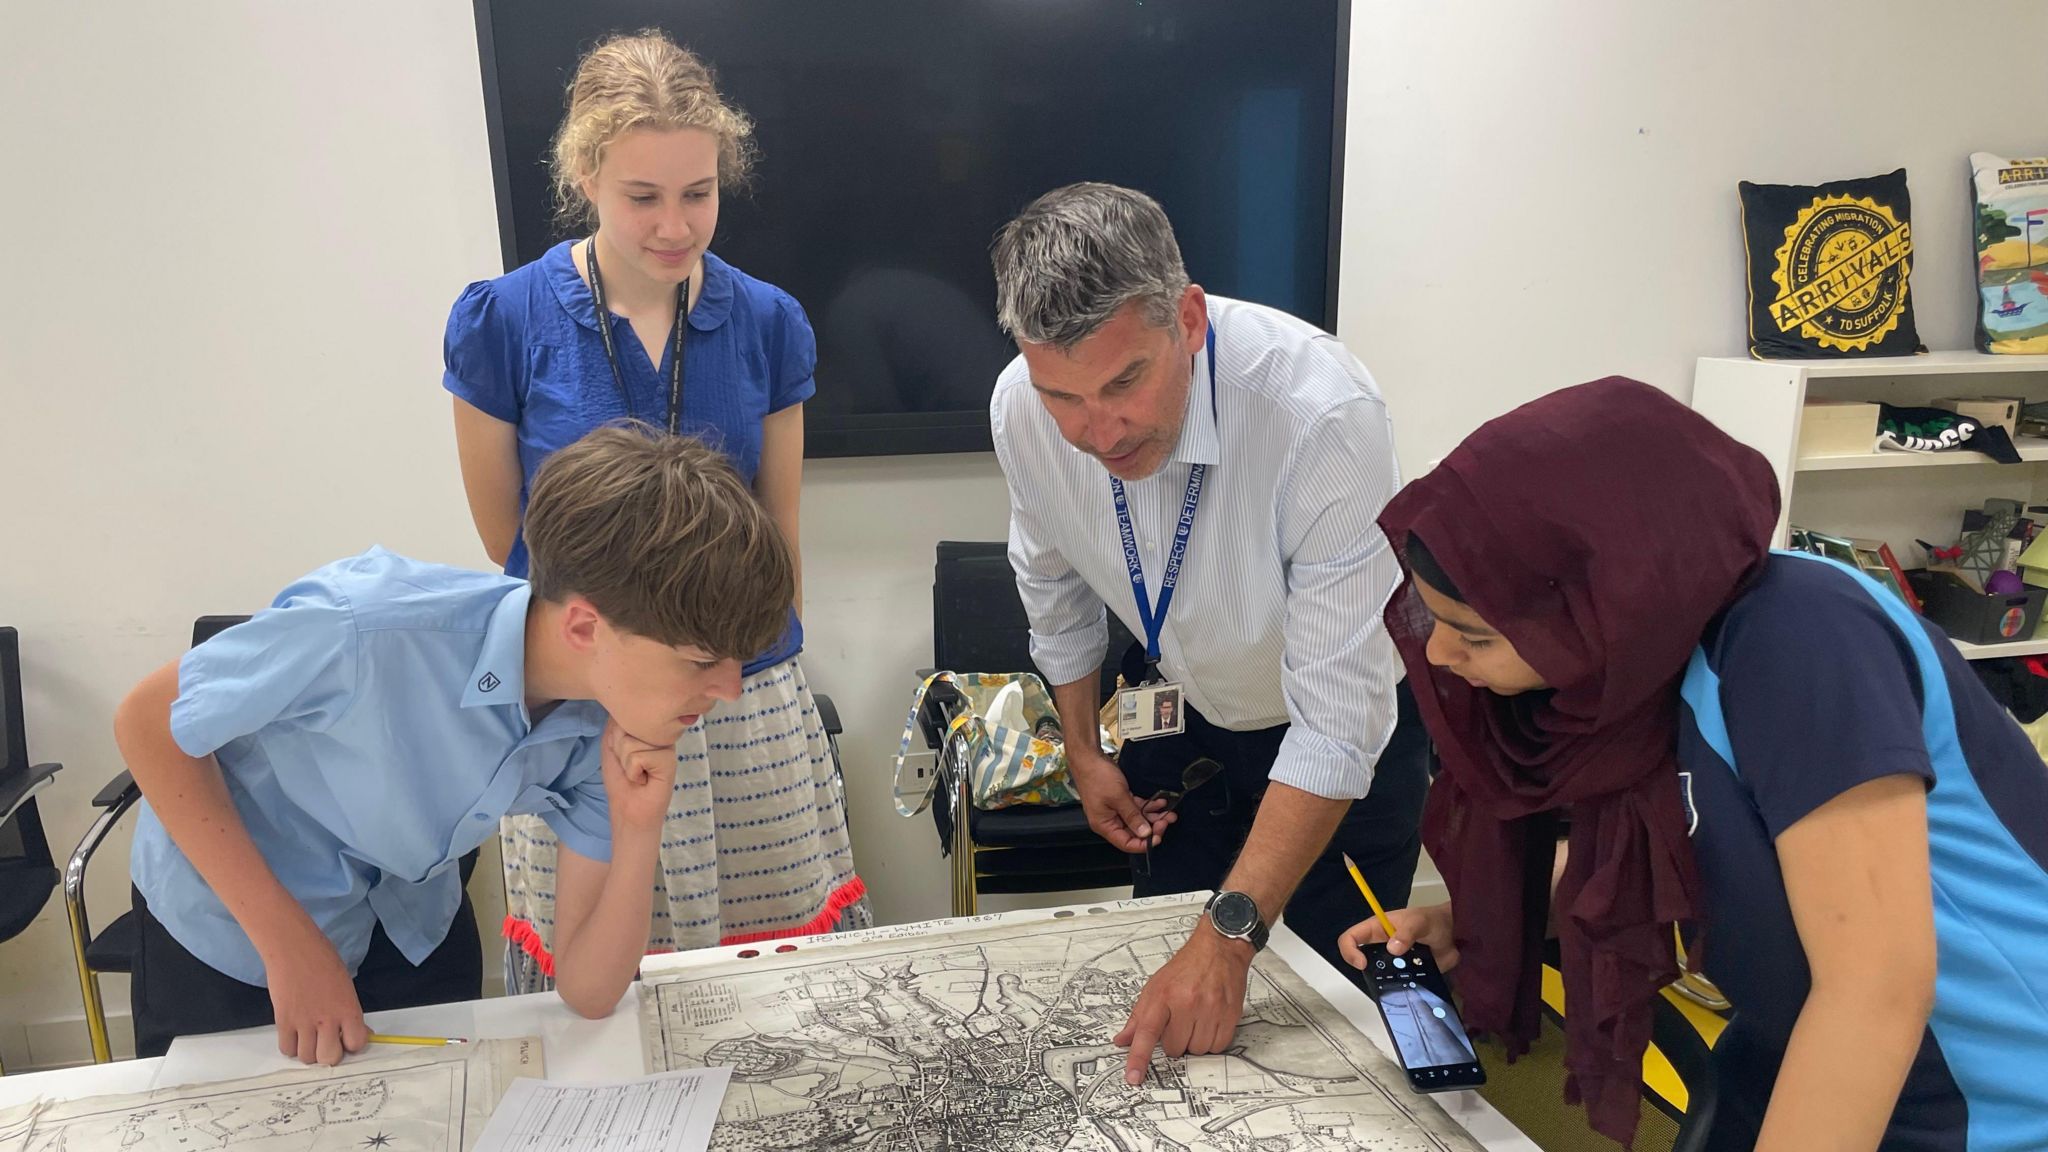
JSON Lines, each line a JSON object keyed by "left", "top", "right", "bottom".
{"left": 1361, "top": 943, "right": 1486, "bottom": 1092}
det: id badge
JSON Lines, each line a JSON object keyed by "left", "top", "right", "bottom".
{"left": 1118, "top": 681, "right": 1186, "bottom": 741}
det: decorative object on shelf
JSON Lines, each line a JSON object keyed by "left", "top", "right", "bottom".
{"left": 1971, "top": 152, "right": 2048, "bottom": 355}
{"left": 1797, "top": 399, "right": 1881, "bottom": 456}
{"left": 2017, "top": 528, "right": 2048, "bottom": 589}
{"left": 1919, "top": 538, "right": 1977, "bottom": 591}
{"left": 1740, "top": 168, "right": 1923, "bottom": 359}
{"left": 1957, "top": 498, "right": 2028, "bottom": 587}
{"left": 2019, "top": 401, "right": 2048, "bottom": 440}
{"left": 1876, "top": 403, "right": 2022, "bottom": 462}
{"left": 1933, "top": 395, "right": 2024, "bottom": 438}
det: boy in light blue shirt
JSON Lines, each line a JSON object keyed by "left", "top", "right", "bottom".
{"left": 113, "top": 425, "right": 794, "bottom": 1062}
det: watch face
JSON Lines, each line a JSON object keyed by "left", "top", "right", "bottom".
{"left": 1211, "top": 892, "right": 1259, "bottom": 936}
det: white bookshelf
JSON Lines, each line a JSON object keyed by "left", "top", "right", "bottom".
{"left": 1798, "top": 442, "right": 2048, "bottom": 472}
{"left": 1692, "top": 352, "right": 2048, "bottom": 661}
{"left": 1952, "top": 637, "right": 2048, "bottom": 660}
{"left": 1762, "top": 350, "right": 2048, "bottom": 379}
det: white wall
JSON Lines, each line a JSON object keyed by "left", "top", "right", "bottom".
{"left": 0, "top": 2, "right": 1024, "bottom": 1068}
{"left": 4, "top": 0, "right": 2042, "bottom": 1069}
{"left": 0, "top": 3, "right": 512, "bottom": 1065}
{"left": 1341, "top": 0, "right": 2048, "bottom": 478}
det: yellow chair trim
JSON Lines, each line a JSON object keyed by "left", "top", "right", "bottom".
{"left": 1539, "top": 965, "right": 1696, "bottom": 1112}
{"left": 1661, "top": 983, "right": 1729, "bottom": 1047}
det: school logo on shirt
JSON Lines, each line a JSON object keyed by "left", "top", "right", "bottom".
{"left": 478, "top": 672, "right": 501, "bottom": 693}
{"left": 1769, "top": 194, "right": 1914, "bottom": 352}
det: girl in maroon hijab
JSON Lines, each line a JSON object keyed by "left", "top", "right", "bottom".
{"left": 1345, "top": 378, "right": 2048, "bottom": 1151}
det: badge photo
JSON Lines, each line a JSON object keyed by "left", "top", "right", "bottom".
{"left": 1119, "top": 682, "right": 1186, "bottom": 741}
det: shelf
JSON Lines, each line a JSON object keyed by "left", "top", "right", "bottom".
{"left": 1952, "top": 636, "right": 2048, "bottom": 661}
{"left": 1700, "top": 351, "right": 2048, "bottom": 379}
{"left": 1797, "top": 442, "right": 2048, "bottom": 472}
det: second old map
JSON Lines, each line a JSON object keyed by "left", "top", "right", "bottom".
{"left": 640, "top": 904, "right": 1482, "bottom": 1151}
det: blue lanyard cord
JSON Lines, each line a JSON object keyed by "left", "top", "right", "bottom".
{"left": 1111, "top": 322, "right": 1219, "bottom": 667}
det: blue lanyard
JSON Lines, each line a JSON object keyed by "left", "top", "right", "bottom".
{"left": 1111, "top": 323, "right": 1218, "bottom": 669}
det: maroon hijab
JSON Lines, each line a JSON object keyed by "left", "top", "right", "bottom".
{"left": 1377, "top": 378, "right": 1779, "bottom": 1143}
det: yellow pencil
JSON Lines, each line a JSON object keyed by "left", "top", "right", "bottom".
{"left": 365, "top": 1033, "right": 468, "bottom": 1047}
{"left": 1340, "top": 852, "right": 1399, "bottom": 941}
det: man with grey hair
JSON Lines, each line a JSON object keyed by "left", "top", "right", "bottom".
{"left": 989, "top": 183, "right": 1428, "bottom": 1086}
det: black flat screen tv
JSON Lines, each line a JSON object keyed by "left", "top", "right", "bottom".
{"left": 474, "top": 0, "right": 1349, "bottom": 457}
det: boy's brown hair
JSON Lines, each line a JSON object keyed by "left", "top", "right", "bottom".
{"left": 524, "top": 423, "right": 793, "bottom": 659}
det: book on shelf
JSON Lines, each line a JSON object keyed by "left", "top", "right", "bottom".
{"left": 1851, "top": 538, "right": 1922, "bottom": 614}
{"left": 1790, "top": 528, "right": 1921, "bottom": 613}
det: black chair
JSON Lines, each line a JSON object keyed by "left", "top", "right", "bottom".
{"left": 66, "top": 614, "right": 247, "bottom": 1063}
{"left": 919, "top": 541, "right": 1138, "bottom": 916}
{"left": 1652, "top": 989, "right": 1722, "bottom": 1152}
{"left": 1, "top": 628, "right": 65, "bottom": 1075}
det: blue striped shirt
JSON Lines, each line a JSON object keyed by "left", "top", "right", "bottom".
{"left": 990, "top": 295, "right": 1403, "bottom": 799}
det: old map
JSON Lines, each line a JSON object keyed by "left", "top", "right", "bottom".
{"left": 640, "top": 903, "right": 1482, "bottom": 1150}
{"left": 0, "top": 1037, "right": 539, "bottom": 1152}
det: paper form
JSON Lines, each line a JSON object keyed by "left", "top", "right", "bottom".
{"left": 471, "top": 1065, "right": 731, "bottom": 1152}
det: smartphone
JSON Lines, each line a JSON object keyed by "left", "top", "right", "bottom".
{"left": 1360, "top": 942, "right": 1486, "bottom": 1092}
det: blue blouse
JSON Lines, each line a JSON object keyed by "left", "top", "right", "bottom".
{"left": 443, "top": 242, "right": 813, "bottom": 674}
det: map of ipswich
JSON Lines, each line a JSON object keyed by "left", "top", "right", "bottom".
{"left": 640, "top": 904, "right": 1482, "bottom": 1151}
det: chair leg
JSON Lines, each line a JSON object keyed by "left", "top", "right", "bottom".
{"left": 65, "top": 893, "right": 113, "bottom": 1065}
{"left": 65, "top": 810, "right": 120, "bottom": 1065}
{"left": 950, "top": 761, "right": 976, "bottom": 918}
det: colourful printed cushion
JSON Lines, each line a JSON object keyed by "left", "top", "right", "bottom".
{"left": 1972, "top": 152, "right": 2048, "bottom": 354}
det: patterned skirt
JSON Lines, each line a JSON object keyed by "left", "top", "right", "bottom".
{"left": 498, "top": 656, "right": 871, "bottom": 993}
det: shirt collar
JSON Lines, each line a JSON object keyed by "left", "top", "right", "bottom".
{"left": 462, "top": 583, "right": 533, "bottom": 709}
{"left": 547, "top": 240, "right": 734, "bottom": 334}
{"left": 1171, "top": 331, "right": 1221, "bottom": 467}
{"left": 464, "top": 583, "right": 609, "bottom": 742}
{"left": 688, "top": 252, "right": 735, "bottom": 332}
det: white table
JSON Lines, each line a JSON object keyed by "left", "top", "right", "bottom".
{"left": 1, "top": 898, "right": 1536, "bottom": 1151}
{"left": 0, "top": 988, "right": 638, "bottom": 1114}
{"left": 0, "top": 1056, "right": 157, "bottom": 1113}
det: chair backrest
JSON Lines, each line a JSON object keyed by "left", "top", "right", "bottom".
{"left": 192, "top": 615, "right": 251, "bottom": 648}
{"left": 932, "top": 542, "right": 1133, "bottom": 698}
{"left": 933, "top": 542, "right": 1033, "bottom": 675}
{"left": 0, "top": 627, "right": 55, "bottom": 924}
{"left": 0, "top": 627, "right": 26, "bottom": 782}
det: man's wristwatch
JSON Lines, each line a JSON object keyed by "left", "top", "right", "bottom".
{"left": 1203, "top": 890, "right": 1269, "bottom": 953}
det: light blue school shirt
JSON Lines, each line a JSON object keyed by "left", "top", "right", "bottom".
{"left": 128, "top": 548, "right": 612, "bottom": 987}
